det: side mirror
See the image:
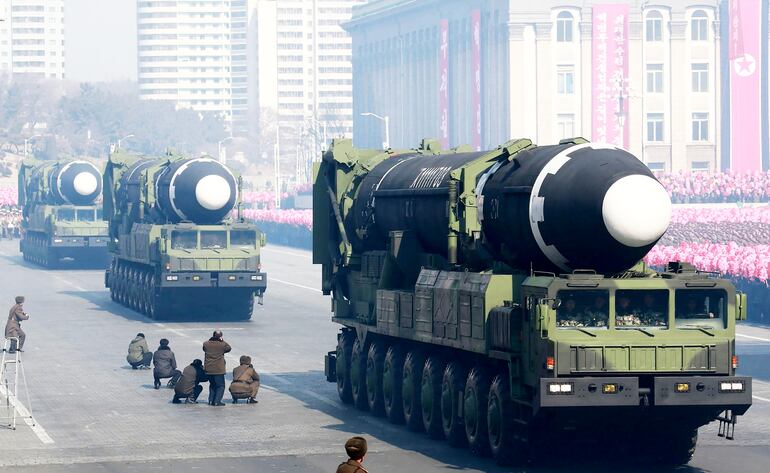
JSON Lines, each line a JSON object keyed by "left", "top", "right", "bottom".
{"left": 537, "top": 303, "right": 551, "bottom": 332}
{"left": 260, "top": 232, "right": 267, "bottom": 247}
{"left": 551, "top": 299, "right": 562, "bottom": 310}
{"left": 736, "top": 293, "right": 747, "bottom": 321}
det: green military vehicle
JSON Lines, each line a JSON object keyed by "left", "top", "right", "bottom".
{"left": 18, "top": 158, "right": 109, "bottom": 268}
{"left": 103, "top": 150, "right": 267, "bottom": 320}
{"left": 315, "top": 138, "right": 751, "bottom": 465}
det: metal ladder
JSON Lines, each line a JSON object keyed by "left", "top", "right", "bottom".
{"left": 0, "top": 337, "right": 35, "bottom": 430}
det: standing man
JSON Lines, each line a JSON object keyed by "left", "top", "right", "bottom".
{"left": 336, "top": 437, "right": 369, "bottom": 473}
{"left": 203, "top": 330, "right": 231, "bottom": 406}
{"left": 5, "top": 296, "right": 29, "bottom": 353}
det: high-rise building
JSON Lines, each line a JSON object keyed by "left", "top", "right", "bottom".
{"left": 137, "top": 0, "right": 248, "bottom": 134}
{"left": 0, "top": 0, "right": 66, "bottom": 80}
{"left": 252, "top": 0, "right": 361, "bottom": 174}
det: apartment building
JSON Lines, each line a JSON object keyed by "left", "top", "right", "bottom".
{"left": 0, "top": 0, "right": 66, "bottom": 80}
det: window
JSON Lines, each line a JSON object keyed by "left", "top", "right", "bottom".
{"left": 647, "top": 162, "right": 666, "bottom": 171}
{"left": 691, "top": 161, "right": 710, "bottom": 171}
{"left": 692, "top": 112, "right": 709, "bottom": 141}
{"left": 691, "top": 63, "right": 708, "bottom": 92}
{"left": 557, "top": 114, "right": 575, "bottom": 138}
{"left": 646, "top": 113, "right": 664, "bottom": 142}
{"left": 557, "top": 66, "right": 574, "bottom": 94}
{"left": 646, "top": 64, "right": 663, "bottom": 93}
{"left": 171, "top": 231, "right": 197, "bottom": 250}
{"left": 201, "top": 231, "right": 227, "bottom": 249}
{"left": 57, "top": 209, "right": 75, "bottom": 221}
{"left": 76, "top": 209, "right": 95, "bottom": 221}
{"left": 675, "top": 289, "right": 727, "bottom": 329}
{"left": 691, "top": 10, "right": 708, "bottom": 41}
{"left": 556, "top": 290, "right": 609, "bottom": 328}
{"left": 645, "top": 11, "right": 663, "bottom": 42}
{"left": 230, "top": 230, "right": 257, "bottom": 249}
{"left": 556, "top": 11, "right": 573, "bottom": 42}
{"left": 615, "top": 290, "right": 669, "bottom": 328}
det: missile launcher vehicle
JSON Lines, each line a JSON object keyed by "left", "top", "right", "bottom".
{"left": 315, "top": 138, "right": 751, "bottom": 465}
{"left": 18, "top": 158, "right": 109, "bottom": 268}
{"left": 103, "top": 150, "right": 267, "bottom": 320}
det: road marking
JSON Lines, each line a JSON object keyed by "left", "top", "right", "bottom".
{"left": 736, "top": 333, "right": 770, "bottom": 342}
{"left": 49, "top": 273, "right": 87, "bottom": 292}
{"left": 0, "top": 384, "right": 54, "bottom": 444}
{"left": 262, "top": 247, "right": 311, "bottom": 259}
{"left": 752, "top": 395, "right": 770, "bottom": 403}
{"left": 270, "top": 277, "right": 321, "bottom": 293}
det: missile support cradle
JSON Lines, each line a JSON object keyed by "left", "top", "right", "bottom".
{"left": 17, "top": 158, "right": 109, "bottom": 268}
{"left": 102, "top": 151, "right": 267, "bottom": 320}
{"left": 315, "top": 138, "right": 752, "bottom": 466}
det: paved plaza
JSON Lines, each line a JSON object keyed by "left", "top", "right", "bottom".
{"left": 0, "top": 240, "right": 769, "bottom": 472}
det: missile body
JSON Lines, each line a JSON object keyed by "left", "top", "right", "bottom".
{"left": 26, "top": 160, "right": 102, "bottom": 206}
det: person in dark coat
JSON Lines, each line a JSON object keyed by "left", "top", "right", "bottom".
{"left": 173, "top": 359, "right": 206, "bottom": 404}
{"left": 336, "top": 437, "right": 369, "bottom": 473}
{"left": 127, "top": 333, "right": 152, "bottom": 369}
{"left": 5, "top": 296, "right": 29, "bottom": 353}
{"left": 203, "top": 330, "right": 231, "bottom": 406}
{"left": 229, "top": 355, "right": 260, "bottom": 403}
{"left": 153, "top": 338, "right": 181, "bottom": 389}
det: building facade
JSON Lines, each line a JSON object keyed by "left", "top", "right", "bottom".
{"left": 347, "top": 0, "right": 768, "bottom": 172}
{"left": 0, "top": 0, "right": 66, "bottom": 80}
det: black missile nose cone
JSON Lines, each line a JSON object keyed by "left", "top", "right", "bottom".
{"left": 53, "top": 161, "right": 102, "bottom": 205}
{"left": 156, "top": 157, "right": 237, "bottom": 224}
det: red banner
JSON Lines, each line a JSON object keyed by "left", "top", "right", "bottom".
{"left": 729, "top": 0, "right": 762, "bottom": 171}
{"left": 471, "top": 10, "right": 481, "bottom": 151}
{"left": 439, "top": 19, "right": 449, "bottom": 148}
{"left": 591, "top": 4, "right": 629, "bottom": 148}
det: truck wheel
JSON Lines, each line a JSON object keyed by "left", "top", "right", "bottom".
{"left": 488, "top": 373, "right": 518, "bottom": 465}
{"left": 464, "top": 366, "right": 491, "bottom": 456}
{"left": 335, "top": 331, "right": 354, "bottom": 404}
{"left": 402, "top": 350, "right": 425, "bottom": 432}
{"left": 421, "top": 356, "right": 445, "bottom": 439}
{"left": 382, "top": 345, "right": 405, "bottom": 424}
{"left": 350, "top": 337, "right": 368, "bottom": 410}
{"left": 365, "top": 341, "right": 386, "bottom": 416}
{"left": 653, "top": 428, "right": 698, "bottom": 465}
{"left": 441, "top": 362, "right": 467, "bottom": 447}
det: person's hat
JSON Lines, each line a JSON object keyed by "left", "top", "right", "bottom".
{"left": 240, "top": 355, "right": 251, "bottom": 365}
{"left": 345, "top": 436, "right": 367, "bottom": 459}
{"left": 137, "top": 332, "right": 145, "bottom": 338}
{"left": 160, "top": 338, "right": 169, "bottom": 347}
{"left": 15, "top": 296, "right": 24, "bottom": 304}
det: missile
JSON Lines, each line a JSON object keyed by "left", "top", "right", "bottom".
{"left": 49, "top": 160, "right": 102, "bottom": 206}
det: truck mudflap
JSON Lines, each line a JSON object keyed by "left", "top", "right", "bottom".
{"left": 539, "top": 375, "right": 752, "bottom": 412}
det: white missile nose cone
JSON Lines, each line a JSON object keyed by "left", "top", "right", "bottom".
{"left": 602, "top": 174, "right": 671, "bottom": 247}
{"left": 73, "top": 171, "right": 98, "bottom": 196}
{"left": 195, "top": 174, "right": 231, "bottom": 210}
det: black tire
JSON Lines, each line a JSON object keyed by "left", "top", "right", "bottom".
{"left": 335, "top": 331, "right": 354, "bottom": 404}
{"left": 653, "top": 428, "right": 698, "bottom": 466}
{"left": 441, "top": 362, "right": 468, "bottom": 447}
{"left": 402, "top": 350, "right": 425, "bottom": 432}
{"left": 365, "top": 341, "right": 386, "bottom": 416}
{"left": 421, "top": 356, "right": 445, "bottom": 439}
{"left": 383, "top": 345, "right": 405, "bottom": 424}
{"left": 350, "top": 337, "right": 369, "bottom": 410}
{"left": 464, "top": 366, "right": 491, "bottom": 456}
{"left": 488, "top": 373, "right": 521, "bottom": 466}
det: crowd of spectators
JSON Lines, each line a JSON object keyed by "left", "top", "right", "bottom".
{"left": 655, "top": 170, "right": 770, "bottom": 203}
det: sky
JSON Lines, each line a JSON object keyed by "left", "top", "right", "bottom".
{"left": 65, "top": 0, "right": 137, "bottom": 83}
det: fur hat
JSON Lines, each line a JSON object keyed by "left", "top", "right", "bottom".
{"left": 15, "top": 296, "right": 24, "bottom": 304}
{"left": 345, "top": 436, "right": 367, "bottom": 460}
{"left": 240, "top": 355, "right": 251, "bottom": 365}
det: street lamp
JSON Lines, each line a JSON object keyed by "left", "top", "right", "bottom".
{"left": 24, "top": 134, "right": 42, "bottom": 159}
{"left": 361, "top": 112, "right": 390, "bottom": 149}
{"left": 218, "top": 136, "right": 234, "bottom": 164}
{"left": 117, "top": 134, "right": 134, "bottom": 149}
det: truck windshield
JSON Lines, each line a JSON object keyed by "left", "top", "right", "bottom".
{"left": 675, "top": 289, "right": 727, "bottom": 329}
{"left": 615, "top": 290, "right": 669, "bottom": 328}
{"left": 556, "top": 290, "right": 609, "bottom": 328}
{"left": 76, "top": 209, "right": 95, "bottom": 221}
{"left": 57, "top": 209, "right": 76, "bottom": 221}
{"left": 201, "top": 231, "right": 227, "bottom": 249}
{"left": 230, "top": 230, "right": 256, "bottom": 248}
{"left": 171, "top": 230, "right": 197, "bottom": 250}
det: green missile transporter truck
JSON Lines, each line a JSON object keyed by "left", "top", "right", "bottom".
{"left": 18, "top": 158, "right": 109, "bottom": 268}
{"left": 315, "top": 138, "right": 752, "bottom": 465}
{"left": 103, "top": 150, "right": 267, "bottom": 320}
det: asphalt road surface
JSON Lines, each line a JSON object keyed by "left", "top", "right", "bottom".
{"left": 0, "top": 239, "right": 768, "bottom": 472}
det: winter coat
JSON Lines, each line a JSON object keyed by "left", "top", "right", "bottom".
{"left": 5, "top": 303, "right": 28, "bottom": 338}
{"left": 153, "top": 347, "right": 177, "bottom": 378}
{"left": 229, "top": 364, "right": 260, "bottom": 397}
{"left": 174, "top": 364, "right": 205, "bottom": 395}
{"left": 126, "top": 336, "right": 150, "bottom": 364}
{"left": 335, "top": 460, "right": 368, "bottom": 473}
{"left": 202, "top": 338, "right": 231, "bottom": 375}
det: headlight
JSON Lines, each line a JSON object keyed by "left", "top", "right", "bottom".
{"left": 228, "top": 275, "right": 237, "bottom": 281}
{"left": 719, "top": 381, "right": 745, "bottom": 392}
{"left": 53, "top": 238, "right": 63, "bottom": 243}
{"left": 547, "top": 383, "right": 574, "bottom": 395}
{"left": 192, "top": 275, "right": 201, "bottom": 281}
{"left": 250, "top": 275, "right": 258, "bottom": 281}
{"left": 602, "top": 383, "right": 618, "bottom": 394}
{"left": 165, "top": 275, "right": 178, "bottom": 281}
{"left": 675, "top": 383, "right": 690, "bottom": 393}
